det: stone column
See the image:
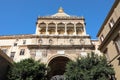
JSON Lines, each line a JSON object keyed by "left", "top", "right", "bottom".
{"left": 64, "top": 23, "right": 67, "bottom": 35}
{"left": 74, "top": 23, "right": 76, "bottom": 35}
{"left": 83, "top": 23, "right": 86, "bottom": 35}
{"left": 35, "top": 23, "right": 39, "bottom": 35}
{"left": 46, "top": 23, "right": 48, "bottom": 35}
{"left": 55, "top": 23, "right": 58, "bottom": 35}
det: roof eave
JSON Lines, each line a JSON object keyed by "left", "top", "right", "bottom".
{"left": 97, "top": 0, "right": 119, "bottom": 37}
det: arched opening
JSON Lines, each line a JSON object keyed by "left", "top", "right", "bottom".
{"left": 39, "top": 22, "right": 46, "bottom": 34}
{"left": 47, "top": 56, "right": 70, "bottom": 79}
{"left": 76, "top": 23, "right": 84, "bottom": 35}
{"left": 57, "top": 23, "right": 65, "bottom": 35}
{"left": 67, "top": 23, "right": 74, "bottom": 35}
{"left": 48, "top": 23, "right": 56, "bottom": 34}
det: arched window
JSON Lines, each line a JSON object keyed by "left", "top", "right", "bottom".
{"left": 48, "top": 23, "right": 56, "bottom": 34}
{"left": 57, "top": 23, "right": 65, "bottom": 34}
{"left": 38, "top": 38, "right": 43, "bottom": 44}
{"left": 49, "top": 39, "right": 53, "bottom": 45}
{"left": 39, "top": 22, "right": 46, "bottom": 28}
{"left": 67, "top": 23, "right": 74, "bottom": 35}
{"left": 76, "top": 23, "right": 84, "bottom": 35}
{"left": 39, "top": 22, "right": 46, "bottom": 34}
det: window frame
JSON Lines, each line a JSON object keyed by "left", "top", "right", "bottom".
{"left": 14, "top": 43, "right": 17, "bottom": 46}
{"left": 23, "top": 40, "right": 26, "bottom": 44}
{"left": 115, "top": 37, "right": 120, "bottom": 54}
{"left": 20, "top": 49, "right": 25, "bottom": 55}
{"left": 109, "top": 18, "right": 115, "bottom": 28}
{"left": 100, "top": 35, "right": 104, "bottom": 42}
{"left": 10, "top": 52, "right": 15, "bottom": 59}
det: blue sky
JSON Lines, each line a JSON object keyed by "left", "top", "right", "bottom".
{"left": 0, "top": 0, "right": 114, "bottom": 39}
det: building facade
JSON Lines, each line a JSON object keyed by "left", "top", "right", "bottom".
{"left": 97, "top": 0, "right": 120, "bottom": 79}
{"left": 0, "top": 7, "right": 100, "bottom": 79}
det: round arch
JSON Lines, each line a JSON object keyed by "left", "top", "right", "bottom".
{"left": 47, "top": 54, "right": 71, "bottom": 66}
{"left": 66, "top": 23, "right": 74, "bottom": 35}
{"left": 47, "top": 55, "right": 71, "bottom": 79}
{"left": 48, "top": 23, "right": 56, "bottom": 34}
{"left": 76, "top": 22, "right": 83, "bottom": 27}
{"left": 39, "top": 22, "right": 46, "bottom": 27}
{"left": 57, "top": 23, "right": 65, "bottom": 35}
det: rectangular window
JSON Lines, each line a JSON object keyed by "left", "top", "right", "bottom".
{"left": 109, "top": 18, "right": 115, "bottom": 28}
{"left": 10, "top": 52, "right": 15, "bottom": 59}
{"left": 20, "top": 49, "right": 25, "bottom": 55}
{"left": 100, "top": 35, "right": 104, "bottom": 42}
{"left": 23, "top": 40, "right": 26, "bottom": 44}
{"left": 14, "top": 43, "right": 17, "bottom": 46}
{"left": 115, "top": 37, "right": 120, "bottom": 53}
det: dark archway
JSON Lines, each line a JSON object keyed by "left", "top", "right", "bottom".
{"left": 47, "top": 56, "right": 70, "bottom": 79}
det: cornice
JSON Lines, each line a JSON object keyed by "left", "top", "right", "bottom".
{"left": 36, "top": 35, "right": 91, "bottom": 38}
{"left": 97, "top": 0, "right": 119, "bottom": 37}
{"left": 0, "top": 34, "right": 91, "bottom": 39}
{"left": 37, "top": 16, "right": 85, "bottom": 20}
{"left": 0, "top": 34, "right": 36, "bottom": 39}
{"left": 27, "top": 45, "right": 95, "bottom": 50}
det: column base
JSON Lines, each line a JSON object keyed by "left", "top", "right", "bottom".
{"left": 46, "top": 32, "right": 49, "bottom": 35}
{"left": 73, "top": 32, "right": 77, "bottom": 35}
{"left": 64, "top": 32, "right": 67, "bottom": 35}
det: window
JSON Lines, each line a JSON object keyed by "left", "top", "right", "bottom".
{"left": 69, "top": 38, "right": 74, "bottom": 44}
{"left": 10, "top": 52, "right": 15, "bottom": 59}
{"left": 49, "top": 39, "right": 53, "bottom": 45}
{"left": 2, "top": 49, "right": 7, "bottom": 54}
{"left": 23, "top": 40, "right": 26, "bottom": 44}
{"left": 20, "top": 49, "right": 25, "bottom": 55}
{"left": 14, "top": 43, "right": 17, "bottom": 46}
{"left": 109, "top": 18, "right": 115, "bottom": 28}
{"left": 80, "top": 39, "right": 85, "bottom": 45}
{"left": 38, "top": 39, "right": 43, "bottom": 44}
{"left": 115, "top": 37, "right": 120, "bottom": 53}
{"left": 100, "top": 35, "right": 104, "bottom": 42}
{"left": 117, "top": 57, "right": 120, "bottom": 65}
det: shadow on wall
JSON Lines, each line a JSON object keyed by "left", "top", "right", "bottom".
{"left": 0, "top": 50, "right": 13, "bottom": 80}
